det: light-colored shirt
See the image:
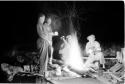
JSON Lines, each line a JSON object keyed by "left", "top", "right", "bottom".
{"left": 37, "top": 22, "right": 53, "bottom": 45}
{"left": 85, "top": 41, "right": 101, "bottom": 55}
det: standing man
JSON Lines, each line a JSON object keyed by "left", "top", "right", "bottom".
{"left": 36, "top": 15, "right": 58, "bottom": 77}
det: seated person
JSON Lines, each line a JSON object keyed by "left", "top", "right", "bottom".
{"left": 85, "top": 34, "right": 105, "bottom": 69}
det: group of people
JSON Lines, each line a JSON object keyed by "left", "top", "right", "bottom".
{"left": 36, "top": 14, "right": 58, "bottom": 77}
{"left": 36, "top": 14, "right": 106, "bottom": 77}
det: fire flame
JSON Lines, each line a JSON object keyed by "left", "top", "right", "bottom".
{"left": 63, "top": 33, "right": 87, "bottom": 72}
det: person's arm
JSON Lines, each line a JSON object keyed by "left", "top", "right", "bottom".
{"left": 95, "top": 41, "right": 101, "bottom": 51}
{"left": 50, "top": 31, "right": 58, "bottom": 36}
{"left": 85, "top": 43, "right": 91, "bottom": 54}
{"left": 61, "top": 36, "right": 68, "bottom": 45}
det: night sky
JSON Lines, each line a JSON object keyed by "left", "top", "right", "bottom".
{"left": 0, "top": 1, "right": 124, "bottom": 55}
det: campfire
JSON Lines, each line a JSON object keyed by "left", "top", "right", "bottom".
{"left": 60, "top": 33, "right": 85, "bottom": 72}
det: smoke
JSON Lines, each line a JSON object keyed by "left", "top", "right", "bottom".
{"left": 47, "top": 14, "right": 62, "bottom": 32}
{"left": 60, "top": 5, "right": 93, "bottom": 72}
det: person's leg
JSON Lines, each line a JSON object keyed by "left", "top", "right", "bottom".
{"left": 99, "top": 52, "right": 105, "bottom": 69}
{"left": 94, "top": 62, "right": 99, "bottom": 70}
{"left": 39, "top": 40, "right": 49, "bottom": 77}
{"left": 49, "top": 44, "right": 53, "bottom": 65}
{"left": 95, "top": 52, "right": 105, "bottom": 69}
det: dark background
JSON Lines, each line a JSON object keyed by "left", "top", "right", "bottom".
{"left": 0, "top": 1, "right": 124, "bottom": 57}
{"left": 0, "top": 1, "right": 124, "bottom": 83}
